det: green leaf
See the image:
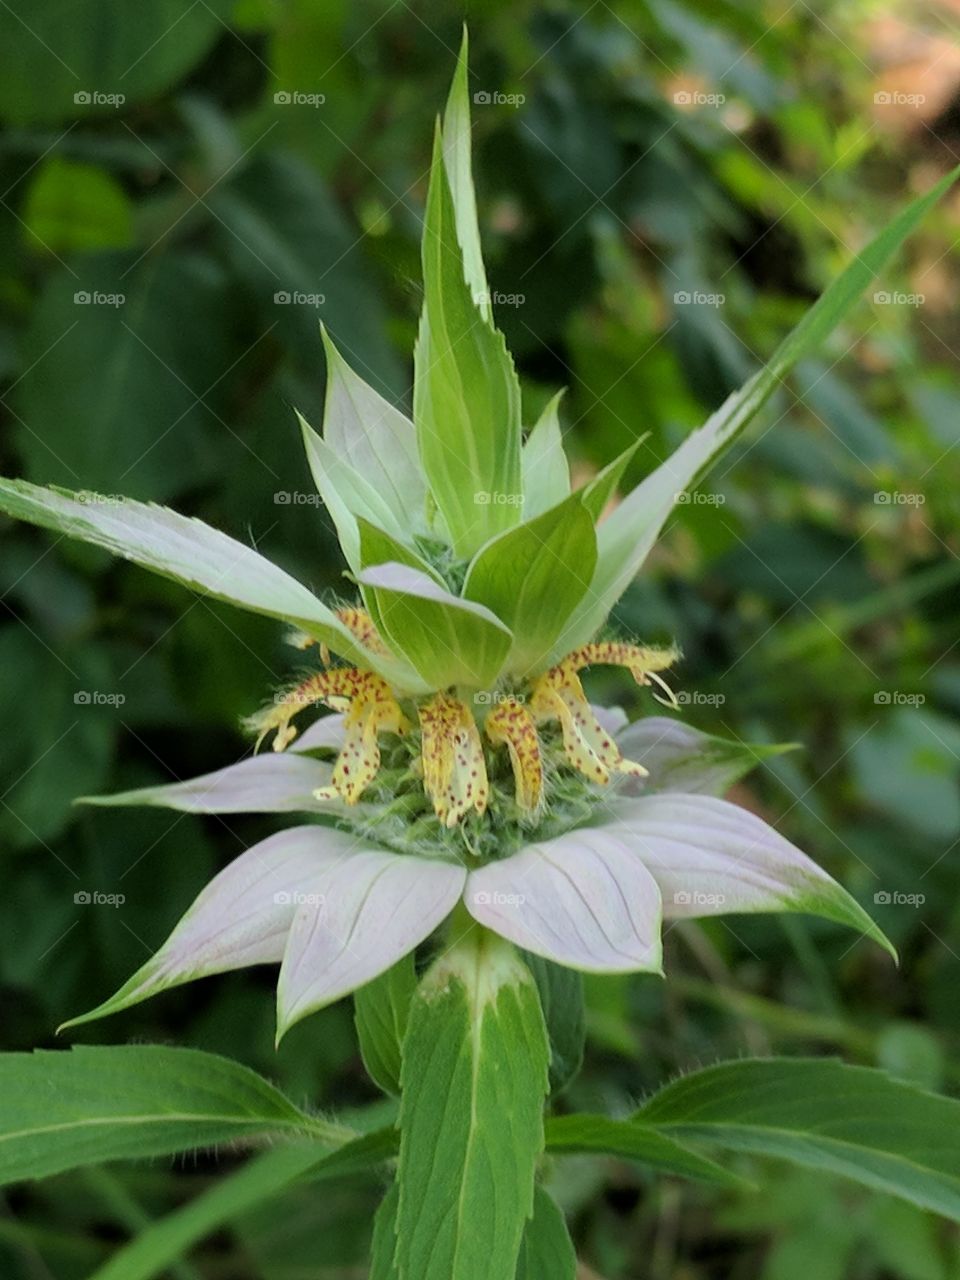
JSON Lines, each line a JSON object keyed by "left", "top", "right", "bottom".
{"left": 298, "top": 410, "right": 413, "bottom": 570}
{"left": 357, "top": 562, "right": 512, "bottom": 689}
{"left": 414, "top": 127, "right": 522, "bottom": 557}
{"left": 522, "top": 953, "right": 584, "bottom": 1094}
{"left": 0, "top": 475, "right": 420, "bottom": 690}
{"left": 355, "top": 953, "right": 418, "bottom": 1096}
{"left": 545, "top": 1114, "right": 745, "bottom": 1187}
{"left": 515, "top": 1187, "right": 576, "bottom": 1280}
{"left": 637, "top": 1057, "right": 960, "bottom": 1220}
{"left": 370, "top": 1182, "right": 402, "bottom": 1280}
{"left": 441, "top": 29, "right": 490, "bottom": 322}
{"left": 559, "top": 163, "right": 960, "bottom": 654}
{"left": 0, "top": 0, "right": 232, "bottom": 124}
{"left": 23, "top": 157, "right": 133, "bottom": 253}
{"left": 0, "top": 1045, "right": 348, "bottom": 1186}
{"left": 521, "top": 392, "right": 571, "bottom": 520}
{"left": 87, "top": 1130, "right": 397, "bottom": 1280}
{"left": 319, "top": 326, "right": 426, "bottom": 535}
{"left": 463, "top": 494, "right": 597, "bottom": 677}
{"left": 397, "top": 932, "right": 550, "bottom": 1280}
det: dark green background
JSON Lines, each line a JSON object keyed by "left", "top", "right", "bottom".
{"left": 1, "top": 0, "right": 959, "bottom": 1275}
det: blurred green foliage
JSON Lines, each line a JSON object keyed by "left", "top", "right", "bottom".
{"left": 1, "top": 0, "right": 959, "bottom": 1275}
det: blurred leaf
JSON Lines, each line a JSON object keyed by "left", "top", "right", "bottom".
{"left": 849, "top": 708, "right": 960, "bottom": 840}
{"left": 22, "top": 156, "right": 134, "bottom": 253}
{"left": 545, "top": 1113, "right": 744, "bottom": 1186}
{"left": 0, "top": 0, "right": 233, "bottom": 124}
{"left": 15, "top": 252, "right": 233, "bottom": 500}
{"left": 522, "top": 952, "right": 584, "bottom": 1094}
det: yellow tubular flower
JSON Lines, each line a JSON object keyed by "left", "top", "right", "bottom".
{"left": 530, "top": 642, "right": 680, "bottom": 785}
{"left": 418, "top": 693, "right": 489, "bottom": 828}
{"left": 484, "top": 697, "right": 543, "bottom": 814}
{"left": 320, "top": 607, "right": 393, "bottom": 667}
{"left": 251, "top": 668, "right": 409, "bottom": 805}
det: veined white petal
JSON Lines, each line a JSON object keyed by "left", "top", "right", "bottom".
{"left": 292, "top": 713, "right": 347, "bottom": 753}
{"left": 465, "top": 829, "right": 663, "bottom": 974}
{"left": 277, "top": 849, "right": 465, "bottom": 1038}
{"left": 614, "top": 716, "right": 770, "bottom": 797}
{"left": 77, "top": 754, "right": 334, "bottom": 814}
{"left": 603, "top": 793, "right": 893, "bottom": 954}
{"left": 61, "top": 827, "right": 359, "bottom": 1030}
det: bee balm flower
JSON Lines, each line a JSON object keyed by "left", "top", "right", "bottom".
{"left": 0, "top": 37, "right": 898, "bottom": 1044}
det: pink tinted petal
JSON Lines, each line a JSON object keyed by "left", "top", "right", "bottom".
{"left": 465, "top": 829, "right": 662, "bottom": 974}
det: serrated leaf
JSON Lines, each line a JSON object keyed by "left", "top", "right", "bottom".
{"left": 637, "top": 1057, "right": 960, "bottom": 1220}
{"left": 397, "top": 933, "right": 550, "bottom": 1280}
{"left": 545, "top": 1114, "right": 745, "bottom": 1187}
{"left": 463, "top": 494, "right": 597, "bottom": 677}
{"left": 0, "top": 476, "right": 419, "bottom": 689}
{"left": 355, "top": 953, "right": 418, "bottom": 1096}
{"left": 414, "top": 126, "right": 522, "bottom": 557}
{"left": 515, "top": 1187, "right": 576, "bottom": 1280}
{"left": 441, "top": 29, "right": 490, "bottom": 321}
{"left": 0, "top": 1045, "right": 340, "bottom": 1185}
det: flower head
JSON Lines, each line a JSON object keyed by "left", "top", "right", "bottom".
{"left": 0, "top": 35, "right": 898, "bottom": 1043}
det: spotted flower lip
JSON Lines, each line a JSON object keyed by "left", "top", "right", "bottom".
{"left": 67, "top": 713, "right": 892, "bottom": 1041}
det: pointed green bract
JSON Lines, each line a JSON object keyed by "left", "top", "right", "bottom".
{"left": 414, "top": 127, "right": 523, "bottom": 558}
{"left": 442, "top": 29, "right": 490, "bottom": 322}
{"left": 397, "top": 932, "right": 550, "bottom": 1280}
{"left": 357, "top": 562, "right": 512, "bottom": 689}
{"left": 558, "top": 162, "right": 960, "bottom": 654}
{"left": 463, "top": 493, "right": 597, "bottom": 678}
{"left": 521, "top": 392, "right": 570, "bottom": 519}
{"left": 319, "top": 326, "right": 426, "bottom": 535}
{"left": 578, "top": 436, "right": 645, "bottom": 522}
{"left": 299, "top": 411, "right": 412, "bottom": 571}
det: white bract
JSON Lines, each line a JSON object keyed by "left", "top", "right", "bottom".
{"left": 0, "top": 35, "right": 903, "bottom": 1043}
